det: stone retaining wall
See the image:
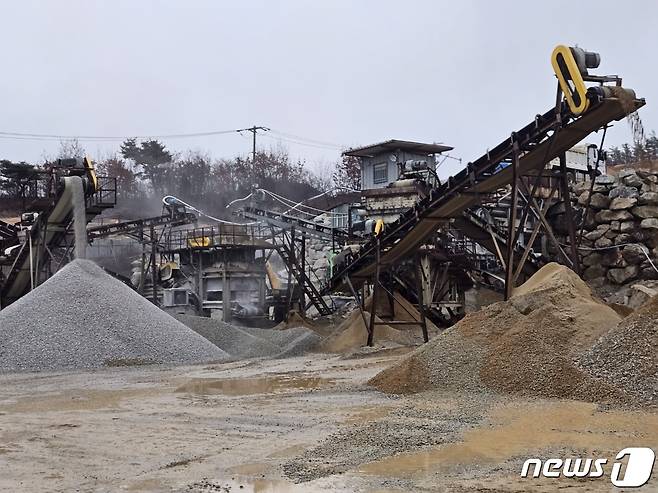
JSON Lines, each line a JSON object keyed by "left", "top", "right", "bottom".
{"left": 572, "top": 169, "right": 658, "bottom": 286}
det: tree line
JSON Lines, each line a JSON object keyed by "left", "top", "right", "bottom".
{"left": 0, "top": 139, "right": 362, "bottom": 216}
{"left": 607, "top": 131, "right": 658, "bottom": 166}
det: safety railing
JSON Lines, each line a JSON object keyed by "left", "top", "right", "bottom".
{"left": 162, "top": 224, "right": 273, "bottom": 251}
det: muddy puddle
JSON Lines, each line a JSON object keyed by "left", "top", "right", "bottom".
{"left": 175, "top": 374, "right": 335, "bottom": 396}
{"left": 359, "top": 400, "right": 658, "bottom": 478}
{"left": 0, "top": 388, "right": 158, "bottom": 413}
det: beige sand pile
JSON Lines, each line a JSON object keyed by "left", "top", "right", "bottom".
{"left": 320, "top": 309, "right": 416, "bottom": 353}
{"left": 579, "top": 295, "right": 658, "bottom": 406}
{"left": 369, "top": 263, "right": 627, "bottom": 403}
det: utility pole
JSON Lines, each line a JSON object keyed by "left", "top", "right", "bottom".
{"left": 236, "top": 126, "right": 269, "bottom": 182}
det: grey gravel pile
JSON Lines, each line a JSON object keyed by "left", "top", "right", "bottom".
{"left": 0, "top": 260, "right": 229, "bottom": 373}
{"left": 578, "top": 295, "right": 658, "bottom": 406}
{"left": 174, "top": 315, "right": 321, "bottom": 359}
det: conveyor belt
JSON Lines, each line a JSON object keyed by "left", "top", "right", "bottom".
{"left": 87, "top": 212, "right": 197, "bottom": 241}
{"left": 1, "top": 177, "right": 115, "bottom": 306}
{"left": 240, "top": 206, "right": 348, "bottom": 242}
{"left": 326, "top": 92, "right": 644, "bottom": 292}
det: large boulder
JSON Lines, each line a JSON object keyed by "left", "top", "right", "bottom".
{"left": 584, "top": 229, "right": 606, "bottom": 241}
{"left": 602, "top": 249, "right": 626, "bottom": 268}
{"left": 607, "top": 265, "right": 640, "bottom": 284}
{"left": 614, "top": 233, "right": 634, "bottom": 245}
{"left": 632, "top": 205, "right": 658, "bottom": 219}
{"left": 608, "top": 186, "right": 639, "bottom": 199}
{"left": 623, "top": 173, "right": 643, "bottom": 188}
{"left": 595, "top": 236, "right": 613, "bottom": 248}
{"left": 609, "top": 197, "right": 638, "bottom": 210}
{"left": 622, "top": 244, "right": 647, "bottom": 265}
{"left": 589, "top": 193, "right": 611, "bottom": 209}
{"left": 637, "top": 170, "right": 658, "bottom": 180}
{"left": 638, "top": 192, "right": 658, "bottom": 205}
{"left": 577, "top": 191, "right": 590, "bottom": 206}
{"left": 595, "top": 210, "right": 634, "bottom": 223}
{"left": 583, "top": 265, "right": 607, "bottom": 280}
{"left": 620, "top": 220, "right": 637, "bottom": 233}
{"left": 595, "top": 175, "right": 616, "bottom": 185}
{"left": 582, "top": 252, "right": 603, "bottom": 267}
{"left": 640, "top": 218, "right": 658, "bottom": 230}
{"left": 642, "top": 181, "right": 658, "bottom": 193}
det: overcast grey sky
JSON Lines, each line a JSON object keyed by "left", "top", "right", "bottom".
{"left": 1, "top": 0, "right": 656, "bottom": 178}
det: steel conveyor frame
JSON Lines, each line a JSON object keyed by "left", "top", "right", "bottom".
{"left": 326, "top": 93, "right": 645, "bottom": 292}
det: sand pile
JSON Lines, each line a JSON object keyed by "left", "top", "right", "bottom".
{"left": 320, "top": 309, "right": 417, "bottom": 353}
{"left": 579, "top": 295, "right": 658, "bottom": 406}
{"left": 369, "top": 263, "right": 627, "bottom": 402}
{"left": 175, "top": 315, "right": 321, "bottom": 359}
{"left": 0, "top": 260, "right": 228, "bottom": 373}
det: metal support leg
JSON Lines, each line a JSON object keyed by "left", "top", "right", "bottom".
{"left": 505, "top": 146, "right": 520, "bottom": 300}
{"left": 415, "top": 254, "right": 429, "bottom": 343}
{"left": 345, "top": 275, "right": 370, "bottom": 341}
{"left": 367, "top": 239, "right": 380, "bottom": 347}
{"left": 300, "top": 232, "right": 306, "bottom": 316}
{"left": 150, "top": 225, "right": 158, "bottom": 305}
{"left": 559, "top": 152, "right": 581, "bottom": 274}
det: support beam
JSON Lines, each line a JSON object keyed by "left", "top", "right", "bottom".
{"left": 367, "top": 239, "right": 381, "bottom": 347}
{"left": 415, "top": 253, "right": 429, "bottom": 343}
{"left": 150, "top": 225, "right": 158, "bottom": 305}
{"left": 559, "top": 152, "right": 581, "bottom": 274}
{"left": 505, "top": 145, "right": 520, "bottom": 300}
{"left": 344, "top": 275, "right": 370, "bottom": 340}
{"left": 512, "top": 181, "right": 560, "bottom": 285}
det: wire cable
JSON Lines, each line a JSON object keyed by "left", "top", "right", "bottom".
{"left": 563, "top": 241, "right": 658, "bottom": 274}
{"left": 0, "top": 128, "right": 242, "bottom": 142}
{"left": 162, "top": 195, "right": 261, "bottom": 226}
{"left": 259, "top": 189, "right": 349, "bottom": 216}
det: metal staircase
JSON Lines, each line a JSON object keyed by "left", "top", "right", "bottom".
{"left": 277, "top": 232, "right": 332, "bottom": 316}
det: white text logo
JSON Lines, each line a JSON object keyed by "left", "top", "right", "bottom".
{"left": 521, "top": 447, "right": 655, "bottom": 488}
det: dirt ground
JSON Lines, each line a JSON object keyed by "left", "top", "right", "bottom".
{"left": 0, "top": 352, "right": 656, "bottom": 492}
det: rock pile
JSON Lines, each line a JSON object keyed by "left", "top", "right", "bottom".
{"left": 369, "top": 263, "right": 633, "bottom": 403}
{"left": 174, "top": 315, "right": 321, "bottom": 359}
{"left": 579, "top": 294, "right": 658, "bottom": 406}
{"left": 0, "top": 260, "right": 228, "bottom": 373}
{"left": 573, "top": 169, "right": 658, "bottom": 286}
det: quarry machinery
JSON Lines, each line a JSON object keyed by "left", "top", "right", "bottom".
{"left": 0, "top": 157, "right": 116, "bottom": 308}
{"left": 326, "top": 45, "right": 645, "bottom": 345}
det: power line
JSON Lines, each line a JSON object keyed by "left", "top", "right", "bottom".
{"left": 0, "top": 128, "right": 242, "bottom": 142}
{"left": 260, "top": 132, "right": 342, "bottom": 150}
{"left": 268, "top": 129, "right": 343, "bottom": 149}
{"left": 235, "top": 126, "right": 270, "bottom": 161}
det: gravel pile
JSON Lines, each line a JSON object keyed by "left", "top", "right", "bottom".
{"left": 369, "top": 263, "right": 628, "bottom": 404}
{"left": 174, "top": 315, "right": 321, "bottom": 359}
{"left": 320, "top": 309, "right": 417, "bottom": 354}
{"left": 579, "top": 294, "right": 658, "bottom": 406}
{"left": 0, "top": 260, "right": 229, "bottom": 373}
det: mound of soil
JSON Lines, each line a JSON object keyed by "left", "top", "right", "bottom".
{"left": 369, "top": 263, "right": 627, "bottom": 403}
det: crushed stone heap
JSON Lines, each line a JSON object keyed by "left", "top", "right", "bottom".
{"left": 579, "top": 294, "right": 658, "bottom": 406}
{"left": 369, "top": 263, "right": 633, "bottom": 404}
{"left": 174, "top": 315, "right": 321, "bottom": 359}
{"left": 0, "top": 259, "right": 229, "bottom": 373}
